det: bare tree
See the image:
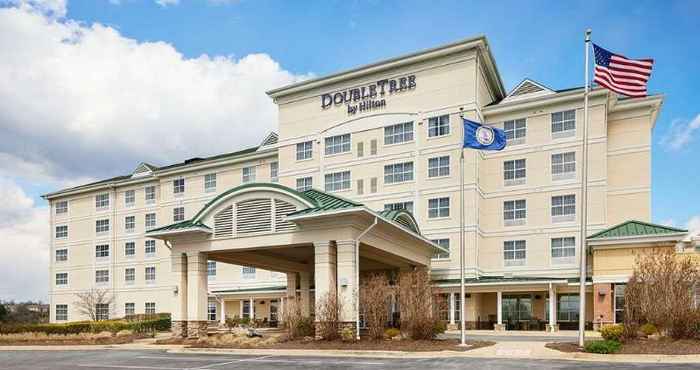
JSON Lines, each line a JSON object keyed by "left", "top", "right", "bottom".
{"left": 397, "top": 268, "right": 442, "bottom": 340}
{"left": 73, "top": 288, "right": 115, "bottom": 321}
{"left": 360, "top": 273, "right": 392, "bottom": 340}
{"left": 315, "top": 290, "right": 342, "bottom": 341}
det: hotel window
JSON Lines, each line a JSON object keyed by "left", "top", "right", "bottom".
{"left": 551, "top": 195, "right": 576, "bottom": 222}
{"left": 55, "top": 248, "right": 68, "bottom": 262}
{"left": 55, "top": 304, "right": 68, "bottom": 321}
{"left": 145, "top": 240, "right": 156, "bottom": 257}
{"left": 125, "top": 268, "right": 135, "bottom": 285}
{"left": 503, "top": 199, "right": 526, "bottom": 226}
{"left": 504, "top": 118, "right": 527, "bottom": 145}
{"left": 357, "top": 179, "right": 364, "bottom": 195}
{"left": 55, "top": 200, "right": 68, "bottom": 215}
{"left": 551, "top": 237, "right": 576, "bottom": 264}
{"left": 95, "top": 303, "right": 110, "bottom": 321}
{"left": 145, "top": 266, "right": 156, "bottom": 284}
{"left": 384, "top": 121, "right": 414, "bottom": 145}
{"left": 125, "top": 216, "right": 136, "bottom": 233}
{"left": 242, "top": 166, "right": 256, "bottom": 183}
{"left": 384, "top": 201, "right": 414, "bottom": 213}
{"left": 384, "top": 162, "right": 413, "bottom": 184}
{"left": 145, "top": 302, "right": 156, "bottom": 315}
{"left": 56, "top": 272, "right": 68, "bottom": 286}
{"left": 614, "top": 284, "right": 626, "bottom": 323}
{"left": 296, "top": 141, "right": 313, "bottom": 160}
{"left": 428, "top": 197, "right": 450, "bottom": 218}
{"left": 325, "top": 171, "right": 351, "bottom": 192}
{"left": 357, "top": 142, "right": 364, "bottom": 157}
{"left": 370, "top": 177, "right": 377, "bottom": 193}
{"left": 557, "top": 294, "right": 580, "bottom": 322}
{"left": 551, "top": 152, "right": 576, "bottom": 180}
{"left": 124, "top": 190, "right": 135, "bottom": 207}
{"left": 96, "top": 219, "right": 110, "bottom": 234}
{"left": 242, "top": 301, "right": 251, "bottom": 319}
{"left": 204, "top": 173, "right": 217, "bottom": 192}
{"left": 551, "top": 110, "right": 576, "bottom": 138}
{"left": 270, "top": 162, "right": 279, "bottom": 183}
{"left": 207, "top": 261, "right": 216, "bottom": 277}
{"left": 145, "top": 213, "right": 156, "bottom": 229}
{"left": 95, "top": 244, "right": 110, "bottom": 260}
{"left": 173, "top": 178, "right": 185, "bottom": 196}
{"left": 431, "top": 238, "right": 450, "bottom": 260}
{"left": 95, "top": 193, "right": 110, "bottom": 210}
{"left": 296, "top": 177, "right": 313, "bottom": 192}
{"left": 124, "top": 242, "right": 135, "bottom": 257}
{"left": 503, "top": 240, "right": 526, "bottom": 266}
{"left": 173, "top": 207, "right": 185, "bottom": 222}
{"left": 428, "top": 115, "right": 450, "bottom": 137}
{"left": 428, "top": 156, "right": 450, "bottom": 178}
{"left": 95, "top": 269, "right": 109, "bottom": 285}
{"left": 124, "top": 303, "right": 135, "bottom": 316}
{"left": 145, "top": 186, "right": 156, "bottom": 204}
{"left": 370, "top": 139, "right": 378, "bottom": 155}
{"left": 504, "top": 159, "right": 526, "bottom": 186}
{"left": 242, "top": 266, "right": 256, "bottom": 279}
{"left": 55, "top": 225, "right": 68, "bottom": 239}
{"left": 208, "top": 302, "right": 217, "bottom": 321}
{"left": 325, "top": 134, "right": 351, "bottom": 155}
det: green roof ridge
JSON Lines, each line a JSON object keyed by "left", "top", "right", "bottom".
{"left": 588, "top": 219, "right": 687, "bottom": 239}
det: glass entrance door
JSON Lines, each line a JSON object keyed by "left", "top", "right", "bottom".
{"left": 502, "top": 295, "right": 533, "bottom": 330}
{"left": 269, "top": 299, "right": 279, "bottom": 327}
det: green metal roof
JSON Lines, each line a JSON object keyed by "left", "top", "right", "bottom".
{"left": 433, "top": 276, "right": 571, "bottom": 285}
{"left": 587, "top": 220, "right": 687, "bottom": 240}
{"left": 288, "top": 189, "right": 363, "bottom": 216}
{"left": 146, "top": 220, "right": 211, "bottom": 234}
{"left": 211, "top": 286, "right": 286, "bottom": 294}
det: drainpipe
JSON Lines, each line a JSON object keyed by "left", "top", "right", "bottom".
{"left": 354, "top": 215, "right": 378, "bottom": 340}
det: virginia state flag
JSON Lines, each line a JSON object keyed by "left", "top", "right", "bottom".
{"left": 463, "top": 118, "right": 506, "bottom": 150}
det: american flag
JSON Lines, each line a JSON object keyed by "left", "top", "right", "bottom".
{"left": 593, "top": 44, "right": 653, "bottom": 98}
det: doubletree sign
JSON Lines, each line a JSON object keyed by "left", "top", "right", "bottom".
{"left": 321, "top": 75, "right": 416, "bottom": 115}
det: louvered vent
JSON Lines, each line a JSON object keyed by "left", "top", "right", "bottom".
{"left": 511, "top": 81, "right": 544, "bottom": 96}
{"left": 236, "top": 198, "right": 272, "bottom": 234}
{"left": 214, "top": 205, "right": 233, "bottom": 237}
{"left": 274, "top": 199, "right": 297, "bottom": 232}
{"left": 395, "top": 216, "right": 413, "bottom": 232}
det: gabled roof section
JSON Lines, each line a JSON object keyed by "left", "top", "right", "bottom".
{"left": 588, "top": 220, "right": 687, "bottom": 240}
{"left": 146, "top": 219, "right": 212, "bottom": 237}
{"left": 259, "top": 132, "right": 278, "bottom": 148}
{"left": 289, "top": 189, "right": 363, "bottom": 217}
{"left": 501, "top": 79, "right": 555, "bottom": 103}
{"left": 377, "top": 209, "right": 421, "bottom": 234}
{"left": 131, "top": 162, "right": 158, "bottom": 178}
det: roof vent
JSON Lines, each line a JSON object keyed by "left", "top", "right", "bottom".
{"left": 184, "top": 157, "right": 204, "bottom": 164}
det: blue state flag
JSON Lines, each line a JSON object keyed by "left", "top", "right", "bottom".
{"left": 463, "top": 118, "right": 506, "bottom": 150}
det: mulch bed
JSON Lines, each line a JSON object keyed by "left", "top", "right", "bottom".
{"left": 546, "top": 338, "right": 700, "bottom": 355}
{"left": 0, "top": 335, "right": 141, "bottom": 346}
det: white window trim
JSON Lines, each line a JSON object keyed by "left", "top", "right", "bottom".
{"left": 55, "top": 225, "right": 68, "bottom": 240}
{"left": 427, "top": 115, "right": 451, "bottom": 138}
{"left": 503, "top": 118, "right": 527, "bottom": 146}
{"left": 124, "top": 190, "right": 135, "bottom": 208}
{"left": 124, "top": 268, "right": 136, "bottom": 286}
{"left": 503, "top": 200, "right": 527, "bottom": 227}
{"left": 296, "top": 141, "right": 313, "bottom": 161}
{"left": 144, "top": 186, "right": 156, "bottom": 205}
{"left": 95, "top": 269, "right": 110, "bottom": 286}
{"left": 173, "top": 178, "right": 185, "bottom": 198}
{"left": 204, "top": 173, "right": 217, "bottom": 193}
{"left": 55, "top": 200, "right": 69, "bottom": 216}
{"left": 383, "top": 121, "right": 415, "bottom": 146}
{"left": 324, "top": 134, "right": 352, "bottom": 156}
{"left": 384, "top": 162, "right": 414, "bottom": 185}
{"left": 242, "top": 166, "right": 256, "bottom": 183}
{"left": 551, "top": 237, "right": 577, "bottom": 265}
{"left": 427, "top": 156, "right": 450, "bottom": 179}
{"left": 55, "top": 248, "right": 68, "bottom": 263}
{"left": 427, "top": 197, "right": 450, "bottom": 219}
{"left": 145, "top": 240, "right": 157, "bottom": 258}
{"left": 551, "top": 195, "right": 576, "bottom": 223}
{"left": 55, "top": 272, "right": 69, "bottom": 287}
{"left": 145, "top": 266, "right": 156, "bottom": 285}
{"left": 504, "top": 159, "right": 526, "bottom": 187}
{"left": 95, "top": 193, "right": 110, "bottom": 212}
{"left": 324, "top": 171, "right": 351, "bottom": 193}
{"left": 504, "top": 240, "right": 527, "bottom": 267}
{"left": 95, "top": 244, "right": 110, "bottom": 263}
{"left": 296, "top": 177, "right": 313, "bottom": 192}
{"left": 124, "top": 242, "right": 136, "bottom": 259}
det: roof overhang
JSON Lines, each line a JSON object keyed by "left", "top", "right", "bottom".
{"left": 435, "top": 279, "right": 570, "bottom": 288}
{"left": 146, "top": 226, "right": 212, "bottom": 239}
{"left": 588, "top": 233, "right": 687, "bottom": 248}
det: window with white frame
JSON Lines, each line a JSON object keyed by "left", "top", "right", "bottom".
{"left": 125, "top": 216, "right": 135, "bottom": 233}
{"left": 504, "top": 159, "right": 526, "bottom": 186}
{"left": 145, "top": 213, "right": 156, "bottom": 229}
{"left": 173, "top": 178, "right": 185, "bottom": 196}
{"left": 325, "top": 171, "right": 351, "bottom": 192}
{"left": 270, "top": 162, "right": 279, "bottom": 183}
{"left": 504, "top": 118, "right": 527, "bottom": 145}
{"left": 296, "top": 177, "right": 313, "bottom": 192}
{"left": 551, "top": 237, "right": 576, "bottom": 264}
{"left": 241, "top": 266, "right": 256, "bottom": 279}
{"left": 56, "top": 272, "right": 68, "bottom": 286}
{"left": 614, "top": 284, "right": 626, "bottom": 323}
{"left": 55, "top": 200, "right": 68, "bottom": 215}
{"left": 145, "top": 302, "right": 156, "bottom": 315}
{"left": 145, "top": 266, "right": 156, "bottom": 284}
{"left": 384, "top": 201, "right": 414, "bottom": 213}
{"left": 551, "top": 110, "right": 576, "bottom": 138}
{"left": 55, "top": 225, "right": 68, "bottom": 239}
{"left": 207, "top": 261, "right": 216, "bottom": 277}
{"left": 384, "top": 122, "right": 414, "bottom": 145}
{"left": 431, "top": 238, "right": 450, "bottom": 260}
{"left": 428, "top": 156, "right": 450, "bottom": 178}
{"left": 125, "top": 268, "right": 135, "bottom": 284}
{"left": 124, "top": 190, "right": 135, "bottom": 207}
{"left": 551, "top": 194, "right": 576, "bottom": 222}
{"left": 242, "top": 166, "right": 256, "bottom": 183}
{"left": 173, "top": 207, "right": 185, "bottom": 222}
{"left": 242, "top": 301, "right": 251, "bottom": 319}
{"left": 296, "top": 141, "right": 313, "bottom": 160}
{"left": 145, "top": 186, "right": 156, "bottom": 204}
{"left": 55, "top": 304, "right": 68, "bottom": 321}
{"left": 95, "top": 303, "right": 109, "bottom": 320}
{"left": 95, "top": 269, "right": 109, "bottom": 284}
{"left": 384, "top": 162, "right": 413, "bottom": 184}
{"left": 95, "top": 219, "right": 110, "bottom": 234}
{"left": 204, "top": 173, "right": 217, "bottom": 192}
{"left": 55, "top": 248, "right": 68, "bottom": 262}
{"left": 504, "top": 199, "right": 526, "bottom": 226}
{"left": 370, "top": 139, "right": 377, "bottom": 155}
{"left": 504, "top": 240, "right": 526, "bottom": 266}
{"left": 551, "top": 152, "right": 576, "bottom": 180}
{"left": 428, "top": 197, "right": 450, "bottom": 218}
{"left": 145, "top": 240, "right": 156, "bottom": 257}
{"left": 95, "top": 244, "right": 109, "bottom": 260}
{"left": 95, "top": 193, "right": 110, "bottom": 210}
{"left": 124, "top": 242, "right": 135, "bottom": 257}
{"left": 124, "top": 302, "right": 135, "bottom": 316}
{"left": 325, "top": 134, "right": 351, "bottom": 155}
{"left": 428, "top": 115, "right": 450, "bottom": 137}
{"left": 208, "top": 302, "right": 217, "bottom": 321}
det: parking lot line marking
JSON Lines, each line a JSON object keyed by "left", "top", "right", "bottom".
{"left": 137, "top": 356, "right": 237, "bottom": 362}
{"left": 77, "top": 364, "right": 183, "bottom": 370}
{"left": 195, "top": 355, "right": 274, "bottom": 369}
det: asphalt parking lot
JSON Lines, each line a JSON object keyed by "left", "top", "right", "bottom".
{"left": 1, "top": 350, "right": 700, "bottom": 370}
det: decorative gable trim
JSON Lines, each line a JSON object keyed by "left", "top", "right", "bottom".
{"left": 131, "top": 162, "right": 157, "bottom": 178}
{"left": 501, "top": 79, "right": 555, "bottom": 103}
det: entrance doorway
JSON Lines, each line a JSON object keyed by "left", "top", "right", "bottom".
{"left": 502, "top": 294, "right": 533, "bottom": 330}
{"left": 269, "top": 299, "right": 279, "bottom": 327}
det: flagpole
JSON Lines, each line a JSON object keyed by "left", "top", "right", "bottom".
{"left": 459, "top": 144, "right": 466, "bottom": 346}
{"left": 578, "top": 28, "right": 592, "bottom": 348}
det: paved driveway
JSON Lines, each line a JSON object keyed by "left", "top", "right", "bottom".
{"left": 1, "top": 350, "right": 699, "bottom": 370}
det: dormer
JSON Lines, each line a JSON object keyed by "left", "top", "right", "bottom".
{"left": 500, "top": 78, "right": 555, "bottom": 103}
{"left": 131, "top": 162, "right": 157, "bottom": 178}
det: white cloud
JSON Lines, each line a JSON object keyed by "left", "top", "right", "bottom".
{"left": 660, "top": 114, "right": 700, "bottom": 151}
{"left": 155, "top": 0, "right": 178, "bottom": 6}
{"left": 687, "top": 215, "right": 700, "bottom": 236}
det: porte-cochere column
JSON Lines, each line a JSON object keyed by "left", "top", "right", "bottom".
{"left": 336, "top": 239, "right": 358, "bottom": 338}
{"left": 171, "top": 253, "right": 188, "bottom": 338}
{"left": 186, "top": 251, "right": 209, "bottom": 338}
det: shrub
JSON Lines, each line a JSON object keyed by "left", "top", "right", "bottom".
{"left": 315, "top": 291, "right": 342, "bottom": 341}
{"left": 640, "top": 323, "right": 657, "bottom": 336}
{"left": 0, "top": 316, "right": 170, "bottom": 335}
{"left": 433, "top": 321, "right": 447, "bottom": 335}
{"left": 584, "top": 340, "right": 622, "bottom": 354}
{"left": 341, "top": 327, "right": 355, "bottom": 342}
{"left": 281, "top": 299, "right": 314, "bottom": 339}
{"left": 384, "top": 328, "right": 400, "bottom": 339}
{"left": 397, "top": 269, "right": 443, "bottom": 340}
{"left": 600, "top": 324, "right": 624, "bottom": 342}
{"left": 360, "top": 273, "right": 392, "bottom": 341}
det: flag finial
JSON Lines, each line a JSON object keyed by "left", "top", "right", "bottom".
{"left": 585, "top": 28, "right": 591, "bottom": 42}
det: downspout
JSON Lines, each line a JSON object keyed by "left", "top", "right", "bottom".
{"left": 354, "top": 215, "right": 378, "bottom": 340}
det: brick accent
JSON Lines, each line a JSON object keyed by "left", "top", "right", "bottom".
{"left": 171, "top": 320, "right": 187, "bottom": 338}
{"left": 186, "top": 320, "right": 208, "bottom": 338}
{"left": 593, "top": 283, "right": 614, "bottom": 329}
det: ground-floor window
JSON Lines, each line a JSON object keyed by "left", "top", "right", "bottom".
{"left": 145, "top": 302, "right": 156, "bottom": 315}
{"left": 96, "top": 303, "right": 110, "bottom": 321}
{"left": 125, "top": 303, "right": 135, "bottom": 316}
{"left": 208, "top": 302, "right": 217, "bottom": 321}
{"left": 502, "top": 295, "right": 533, "bottom": 324}
{"left": 242, "top": 300, "right": 250, "bottom": 319}
{"left": 557, "top": 294, "right": 579, "bottom": 322}
{"left": 614, "top": 284, "right": 626, "bottom": 323}
{"left": 454, "top": 294, "right": 461, "bottom": 322}
{"left": 55, "top": 304, "right": 68, "bottom": 321}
